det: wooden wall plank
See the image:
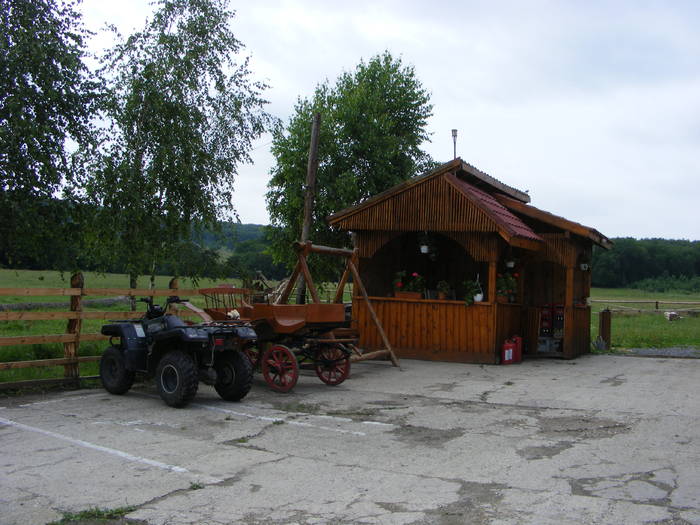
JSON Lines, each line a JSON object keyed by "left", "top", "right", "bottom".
{"left": 353, "top": 297, "right": 497, "bottom": 362}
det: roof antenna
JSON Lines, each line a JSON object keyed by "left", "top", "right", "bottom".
{"left": 451, "top": 129, "right": 458, "bottom": 159}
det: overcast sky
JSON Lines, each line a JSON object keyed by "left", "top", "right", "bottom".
{"left": 81, "top": 0, "right": 700, "bottom": 240}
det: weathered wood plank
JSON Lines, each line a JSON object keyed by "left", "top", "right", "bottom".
{"left": 0, "top": 334, "right": 76, "bottom": 346}
{"left": 83, "top": 288, "right": 198, "bottom": 297}
{"left": 0, "top": 288, "right": 81, "bottom": 297}
{"left": 0, "top": 355, "right": 100, "bottom": 370}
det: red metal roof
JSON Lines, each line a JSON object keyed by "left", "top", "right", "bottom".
{"left": 446, "top": 173, "right": 543, "bottom": 243}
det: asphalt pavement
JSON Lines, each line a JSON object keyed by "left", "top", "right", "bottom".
{"left": 1, "top": 355, "right": 699, "bottom": 524}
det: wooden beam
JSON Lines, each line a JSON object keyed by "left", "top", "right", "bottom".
{"left": 0, "top": 356, "right": 100, "bottom": 370}
{"left": 563, "top": 266, "right": 575, "bottom": 359}
{"left": 487, "top": 261, "right": 497, "bottom": 304}
{"left": 0, "top": 287, "right": 81, "bottom": 297}
{"left": 277, "top": 262, "right": 301, "bottom": 304}
{"left": 298, "top": 255, "right": 320, "bottom": 304}
{"left": 0, "top": 334, "right": 77, "bottom": 346}
{"left": 333, "top": 264, "right": 352, "bottom": 304}
{"left": 83, "top": 288, "right": 199, "bottom": 297}
{"left": 347, "top": 260, "right": 399, "bottom": 367}
{"left": 64, "top": 272, "right": 83, "bottom": 379}
{"left": 294, "top": 242, "right": 354, "bottom": 258}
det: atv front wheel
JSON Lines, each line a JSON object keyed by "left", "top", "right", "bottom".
{"left": 214, "top": 351, "right": 253, "bottom": 401}
{"left": 155, "top": 351, "right": 198, "bottom": 408}
{"left": 100, "top": 346, "right": 135, "bottom": 395}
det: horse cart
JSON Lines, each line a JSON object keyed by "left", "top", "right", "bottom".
{"left": 199, "top": 242, "right": 398, "bottom": 393}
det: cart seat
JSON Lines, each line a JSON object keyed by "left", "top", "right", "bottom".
{"left": 250, "top": 303, "right": 345, "bottom": 335}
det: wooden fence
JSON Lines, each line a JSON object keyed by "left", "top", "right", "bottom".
{"left": 592, "top": 299, "right": 700, "bottom": 350}
{"left": 0, "top": 272, "right": 200, "bottom": 390}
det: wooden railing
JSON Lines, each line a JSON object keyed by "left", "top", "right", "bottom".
{"left": 0, "top": 272, "right": 199, "bottom": 390}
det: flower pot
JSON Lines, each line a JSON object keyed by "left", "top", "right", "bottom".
{"left": 496, "top": 295, "right": 508, "bottom": 303}
{"left": 395, "top": 291, "right": 422, "bottom": 300}
{"left": 437, "top": 291, "right": 447, "bottom": 300}
{"left": 473, "top": 293, "right": 483, "bottom": 302}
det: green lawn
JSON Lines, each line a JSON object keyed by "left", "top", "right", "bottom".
{"left": 590, "top": 287, "right": 700, "bottom": 350}
{"left": 0, "top": 270, "right": 240, "bottom": 384}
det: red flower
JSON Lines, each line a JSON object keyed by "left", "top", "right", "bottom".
{"left": 514, "top": 273, "right": 520, "bottom": 278}
{"left": 412, "top": 272, "right": 419, "bottom": 277}
{"left": 396, "top": 282, "right": 403, "bottom": 288}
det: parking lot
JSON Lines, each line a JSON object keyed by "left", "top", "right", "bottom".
{"left": 2, "top": 355, "right": 699, "bottom": 525}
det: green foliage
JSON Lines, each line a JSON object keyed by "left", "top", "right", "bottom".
{"left": 224, "top": 238, "right": 287, "bottom": 282}
{"left": 46, "top": 505, "right": 137, "bottom": 524}
{"left": 496, "top": 272, "right": 518, "bottom": 296}
{"left": 393, "top": 270, "right": 425, "bottom": 293}
{"left": 592, "top": 238, "right": 700, "bottom": 289}
{"left": 462, "top": 278, "right": 483, "bottom": 304}
{"left": 0, "top": 0, "right": 100, "bottom": 267}
{"left": 266, "top": 51, "right": 434, "bottom": 280}
{"left": 85, "top": 0, "right": 273, "bottom": 282}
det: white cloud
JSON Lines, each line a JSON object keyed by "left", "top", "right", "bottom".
{"left": 79, "top": 0, "right": 700, "bottom": 239}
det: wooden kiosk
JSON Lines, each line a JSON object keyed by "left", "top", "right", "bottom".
{"left": 328, "top": 158, "right": 612, "bottom": 363}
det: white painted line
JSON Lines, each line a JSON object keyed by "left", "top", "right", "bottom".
{"left": 18, "top": 394, "right": 99, "bottom": 408}
{"left": 361, "top": 421, "right": 394, "bottom": 427}
{"left": 0, "top": 416, "right": 190, "bottom": 474}
{"left": 315, "top": 414, "right": 353, "bottom": 422}
{"left": 191, "top": 402, "right": 367, "bottom": 437}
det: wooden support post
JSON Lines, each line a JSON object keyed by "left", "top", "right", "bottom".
{"left": 348, "top": 260, "right": 399, "bottom": 367}
{"left": 334, "top": 264, "right": 352, "bottom": 304}
{"left": 296, "top": 112, "right": 321, "bottom": 305}
{"left": 487, "top": 261, "right": 497, "bottom": 304}
{"left": 563, "top": 266, "right": 575, "bottom": 358}
{"left": 63, "top": 272, "right": 84, "bottom": 381}
{"left": 599, "top": 309, "right": 611, "bottom": 350}
{"left": 278, "top": 262, "right": 302, "bottom": 304}
{"left": 298, "top": 254, "right": 320, "bottom": 304}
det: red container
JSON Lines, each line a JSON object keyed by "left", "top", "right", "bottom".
{"left": 511, "top": 335, "right": 523, "bottom": 363}
{"left": 501, "top": 340, "right": 517, "bottom": 364}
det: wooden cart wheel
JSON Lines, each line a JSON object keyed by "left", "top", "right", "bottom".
{"left": 315, "top": 346, "right": 351, "bottom": 386}
{"left": 261, "top": 344, "right": 299, "bottom": 393}
{"left": 243, "top": 346, "right": 260, "bottom": 369}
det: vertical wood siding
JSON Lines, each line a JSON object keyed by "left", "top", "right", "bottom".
{"left": 571, "top": 306, "right": 591, "bottom": 357}
{"left": 495, "top": 303, "right": 522, "bottom": 350}
{"left": 336, "top": 176, "right": 500, "bottom": 233}
{"left": 353, "top": 297, "right": 497, "bottom": 363}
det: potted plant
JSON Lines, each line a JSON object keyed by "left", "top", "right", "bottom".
{"left": 463, "top": 278, "right": 483, "bottom": 305}
{"left": 436, "top": 280, "right": 450, "bottom": 300}
{"left": 496, "top": 272, "right": 519, "bottom": 303}
{"left": 394, "top": 271, "right": 424, "bottom": 299}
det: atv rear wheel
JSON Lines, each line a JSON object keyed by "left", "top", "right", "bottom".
{"left": 214, "top": 351, "right": 253, "bottom": 401}
{"left": 155, "top": 351, "right": 198, "bottom": 408}
{"left": 100, "top": 346, "right": 135, "bottom": 395}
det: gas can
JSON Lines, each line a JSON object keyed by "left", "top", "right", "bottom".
{"left": 501, "top": 340, "right": 516, "bottom": 364}
{"left": 511, "top": 335, "right": 523, "bottom": 363}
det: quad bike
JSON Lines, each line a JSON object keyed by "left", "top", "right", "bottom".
{"left": 99, "top": 296, "right": 256, "bottom": 408}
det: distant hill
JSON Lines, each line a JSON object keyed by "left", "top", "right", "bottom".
{"left": 198, "top": 223, "right": 267, "bottom": 251}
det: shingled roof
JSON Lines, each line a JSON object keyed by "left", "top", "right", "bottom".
{"left": 328, "top": 158, "right": 611, "bottom": 250}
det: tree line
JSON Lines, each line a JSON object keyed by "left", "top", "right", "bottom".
{"left": 592, "top": 238, "right": 700, "bottom": 292}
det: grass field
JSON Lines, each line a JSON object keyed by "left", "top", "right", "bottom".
{"left": 0, "top": 271, "right": 697, "bottom": 385}
{"left": 0, "top": 270, "right": 238, "bottom": 384}
{"left": 589, "top": 287, "right": 700, "bottom": 351}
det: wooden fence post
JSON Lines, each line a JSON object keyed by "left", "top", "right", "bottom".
{"left": 63, "top": 272, "right": 84, "bottom": 381}
{"left": 599, "top": 308, "right": 611, "bottom": 350}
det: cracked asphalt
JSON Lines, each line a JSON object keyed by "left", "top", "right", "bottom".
{"left": 1, "top": 355, "right": 699, "bottom": 524}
